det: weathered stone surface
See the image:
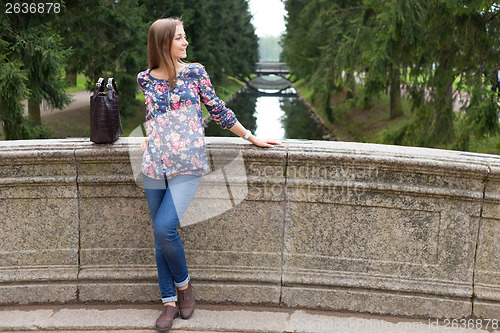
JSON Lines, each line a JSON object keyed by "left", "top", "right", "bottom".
{"left": 193, "top": 282, "right": 281, "bottom": 305}
{"left": 0, "top": 309, "right": 54, "bottom": 329}
{"left": 281, "top": 141, "right": 490, "bottom": 318}
{"left": 0, "top": 284, "right": 77, "bottom": 304}
{"left": 282, "top": 286, "right": 472, "bottom": 319}
{"left": 43, "top": 308, "right": 158, "bottom": 329}
{"left": 0, "top": 137, "right": 498, "bottom": 321}
{"left": 78, "top": 283, "right": 159, "bottom": 303}
{"left": 474, "top": 163, "right": 500, "bottom": 320}
{"left": 473, "top": 302, "right": 500, "bottom": 321}
{"left": 0, "top": 140, "right": 80, "bottom": 305}
{"left": 78, "top": 197, "right": 153, "bottom": 266}
{"left": 1, "top": 305, "right": 498, "bottom": 333}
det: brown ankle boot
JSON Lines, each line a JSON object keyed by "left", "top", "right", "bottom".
{"left": 155, "top": 303, "right": 179, "bottom": 331}
{"left": 177, "top": 281, "right": 195, "bottom": 319}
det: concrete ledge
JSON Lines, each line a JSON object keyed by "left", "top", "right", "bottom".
{"left": 1, "top": 304, "right": 498, "bottom": 333}
{"left": 0, "top": 138, "right": 499, "bottom": 321}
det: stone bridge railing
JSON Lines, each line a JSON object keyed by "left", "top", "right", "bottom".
{"left": 0, "top": 138, "right": 498, "bottom": 321}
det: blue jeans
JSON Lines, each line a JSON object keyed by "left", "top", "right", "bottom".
{"left": 142, "top": 173, "right": 202, "bottom": 303}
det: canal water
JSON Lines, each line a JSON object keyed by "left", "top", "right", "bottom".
{"left": 205, "top": 82, "right": 329, "bottom": 140}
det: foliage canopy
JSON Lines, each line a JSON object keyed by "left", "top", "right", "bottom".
{"left": 281, "top": 0, "right": 500, "bottom": 150}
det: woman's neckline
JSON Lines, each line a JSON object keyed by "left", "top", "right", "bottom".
{"left": 148, "top": 64, "right": 190, "bottom": 81}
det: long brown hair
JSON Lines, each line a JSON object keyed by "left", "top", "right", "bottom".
{"left": 147, "top": 17, "right": 184, "bottom": 88}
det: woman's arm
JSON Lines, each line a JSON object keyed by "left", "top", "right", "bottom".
{"left": 197, "top": 66, "right": 238, "bottom": 130}
{"left": 228, "top": 121, "right": 281, "bottom": 148}
{"left": 141, "top": 120, "right": 280, "bottom": 150}
{"left": 196, "top": 66, "right": 280, "bottom": 148}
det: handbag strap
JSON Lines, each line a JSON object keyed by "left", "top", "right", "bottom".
{"left": 94, "top": 77, "right": 105, "bottom": 93}
{"left": 107, "top": 78, "right": 119, "bottom": 98}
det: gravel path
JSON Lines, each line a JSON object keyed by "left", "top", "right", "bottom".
{"left": 22, "top": 90, "right": 92, "bottom": 117}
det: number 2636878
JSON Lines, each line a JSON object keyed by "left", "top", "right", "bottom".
{"left": 5, "top": 3, "right": 61, "bottom": 14}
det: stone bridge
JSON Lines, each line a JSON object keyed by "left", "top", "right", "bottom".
{"left": 0, "top": 138, "right": 498, "bottom": 321}
{"left": 255, "top": 62, "right": 291, "bottom": 76}
{"left": 241, "top": 62, "right": 296, "bottom": 97}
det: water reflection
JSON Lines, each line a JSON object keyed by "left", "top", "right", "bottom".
{"left": 205, "top": 86, "right": 328, "bottom": 140}
{"left": 254, "top": 97, "right": 285, "bottom": 139}
{"left": 280, "top": 97, "right": 327, "bottom": 140}
{"left": 205, "top": 88, "right": 257, "bottom": 137}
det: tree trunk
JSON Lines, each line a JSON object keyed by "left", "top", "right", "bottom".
{"left": 0, "top": 101, "right": 4, "bottom": 139}
{"left": 363, "top": 96, "right": 374, "bottom": 110}
{"left": 28, "top": 99, "right": 41, "bottom": 126}
{"left": 1, "top": 109, "right": 22, "bottom": 140}
{"left": 430, "top": 46, "right": 455, "bottom": 144}
{"left": 390, "top": 67, "right": 403, "bottom": 119}
{"left": 346, "top": 71, "right": 355, "bottom": 100}
{"left": 324, "top": 94, "right": 334, "bottom": 122}
{"left": 2, "top": 118, "right": 19, "bottom": 140}
{"left": 65, "top": 70, "right": 77, "bottom": 87}
{"left": 432, "top": 75, "right": 454, "bottom": 142}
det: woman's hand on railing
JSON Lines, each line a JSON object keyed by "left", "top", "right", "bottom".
{"left": 248, "top": 136, "right": 281, "bottom": 148}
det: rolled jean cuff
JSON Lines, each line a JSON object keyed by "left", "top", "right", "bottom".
{"left": 162, "top": 295, "right": 177, "bottom": 303}
{"left": 174, "top": 275, "right": 190, "bottom": 288}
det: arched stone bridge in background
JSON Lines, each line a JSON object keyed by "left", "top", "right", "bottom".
{"left": 240, "top": 62, "right": 296, "bottom": 97}
{"left": 0, "top": 137, "right": 498, "bottom": 322}
{"left": 254, "top": 62, "right": 291, "bottom": 77}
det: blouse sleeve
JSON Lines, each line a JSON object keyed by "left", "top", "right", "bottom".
{"left": 137, "top": 71, "right": 148, "bottom": 92}
{"left": 197, "top": 66, "right": 237, "bottom": 130}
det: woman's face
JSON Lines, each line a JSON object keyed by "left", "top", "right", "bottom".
{"left": 170, "top": 24, "right": 188, "bottom": 60}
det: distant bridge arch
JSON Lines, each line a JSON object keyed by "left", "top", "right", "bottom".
{"left": 239, "top": 62, "right": 296, "bottom": 97}
{"left": 254, "top": 62, "right": 291, "bottom": 77}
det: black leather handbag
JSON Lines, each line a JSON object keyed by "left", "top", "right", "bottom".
{"left": 90, "top": 77, "right": 123, "bottom": 143}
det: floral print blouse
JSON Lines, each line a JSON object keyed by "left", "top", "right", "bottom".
{"left": 137, "top": 64, "right": 237, "bottom": 180}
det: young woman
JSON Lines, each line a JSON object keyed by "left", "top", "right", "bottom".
{"left": 137, "top": 17, "right": 280, "bottom": 331}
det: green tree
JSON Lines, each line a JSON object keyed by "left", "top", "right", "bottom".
{"left": 359, "top": 0, "right": 422, "bottom": 119}
{"left": 282, "top": 0, "right": 365, "bottom": 121}
{"left": 282, "top": 0, "right": 323, "bottom": 82}
{"left": 0, "top": 41, "right": 51, "bottom": 139}
{"left": 391, "top": 1, "right": 499, "bottom": 147}
{"left": 0, "top": 55, "right": 29, "bottom": 139}
{"left": 282, "top": 0, "right": 500, "bottom": 149}
{"left": 11, "top": 28, "right": 72, "bottom": 126}
{"left": 58, "top": 0, "right": 147, "bottom": 117}
{"left": 0, "top": 2, "right": 70, "bottom": 136}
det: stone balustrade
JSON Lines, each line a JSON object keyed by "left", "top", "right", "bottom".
{"left": 0, "top": 138, "right": 498, "bottom": 321}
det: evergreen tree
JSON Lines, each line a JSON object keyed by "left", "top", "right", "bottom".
{"left": 282, "top": 0, "right": 500, "bottom": 149}
{"left": 282, "top": 0, "right": 365, "bottom": 121}
{"left": 0, "top": 53, "right": 29, "bottom": 139}
{"left": 11, "top": 28, "right": 72, "bottom": 126}
{"left": 360, "top": 0, "right": 422, "bottom": 119}
{"left": 393, "top": 1, "right": 500, "bottom": 147}
{"left": 0, "top": 1, "right": 70, "bottom": 136}
{"left": 57, "top": 0, "right": 147, "bottom": 117}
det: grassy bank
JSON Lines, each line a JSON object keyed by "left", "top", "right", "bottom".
{"left": 295, "top": 81, "right": 500, "bottom": 155}
{"left": 64, "top": 74, "right": 87, "bottom": 93}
